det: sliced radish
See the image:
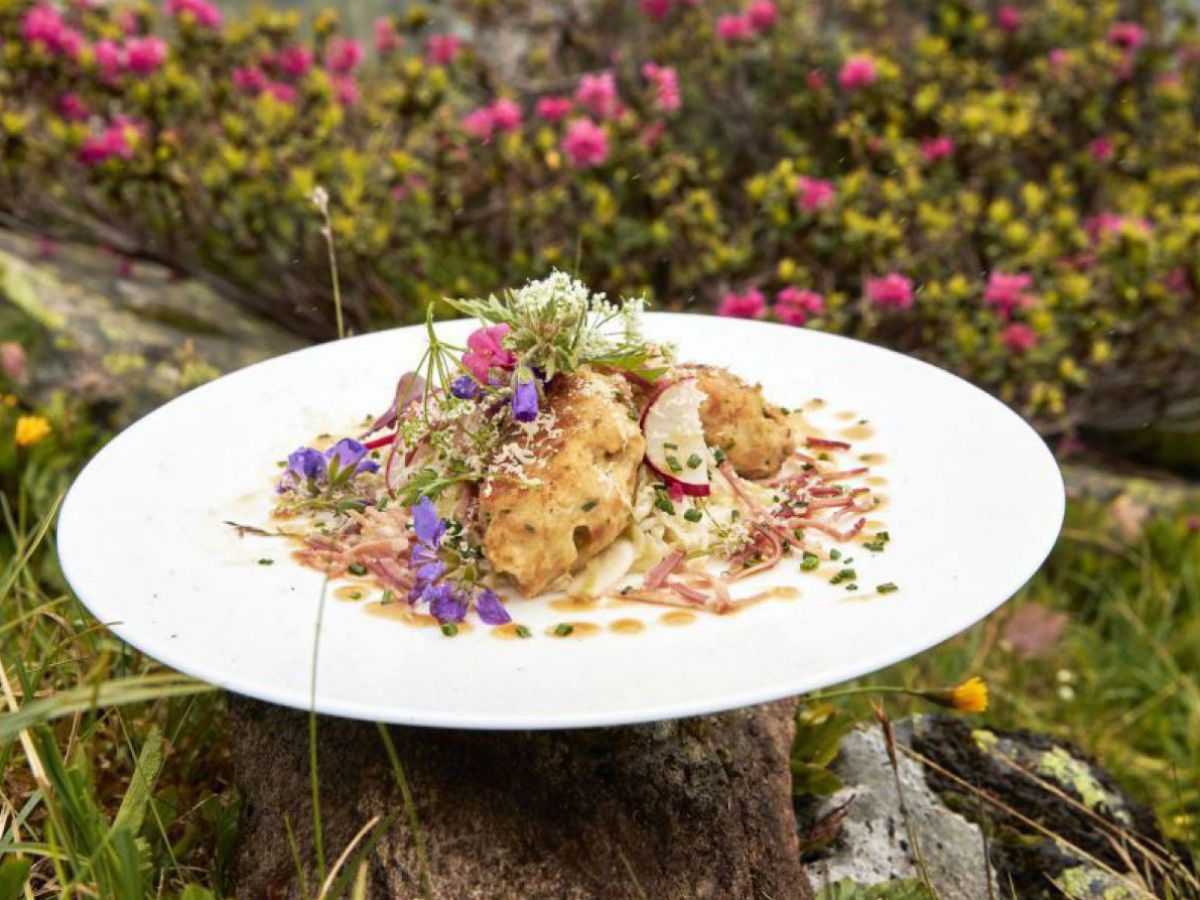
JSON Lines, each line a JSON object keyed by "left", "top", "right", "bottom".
{"left": 641, "top": 377, "right": 711, "bottom": 497}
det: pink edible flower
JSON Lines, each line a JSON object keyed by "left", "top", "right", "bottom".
{"left": 717, "top": 288, "right": 767, "bottom": 319}
{"left": 324, "top": 36, "right": 363, "bottom": 74}
{"left": 838, "top": 55, "right": 877, "bottom": 90}
{"left": 489, "top": 98, "right": 523, "bottom": 132}
{"left": 642, "top": 62, "right": 681, "bottom": 113}
{"left": 535, "top": 95, "right": 572, "bottom": 121}
{"left": 0, "top": 342, "right": 27, "bottom": 385}
{"left": 996, "top": 5, "right": 1022, "bottom": 33}
{"left": 983, "top": 272, "right": 1035, "bottom": 316}
{"left": 716, "top": 13, "right": 752, "bottom": 42}
{"left": 58, "top": 92, "right": 88, "bottom": 121}
{"left": 124, "top": 35, "right": 167, "bottom": 74}
{"left": 462, "top": 324, "right": 515, "bottom": 382}
{"left": 795, "top": 175, "right": 836, "bottom": 212}
{"left": 276, "top": 45, "right": 313, "bottom": 78}
{"left": 774, "top": 287, "right": 825, "bottom": 325}
{"left": 1002, "top": 323, "right": 1037, "bottom": 353}
{"left": 94, "top": 38, "right": 123, "bottom": 79}
{"left": 575, "top": 71, "right": 621, "bottom": 120}
{"left": 426, "top": 33, "right": 461, "bottom": 65}
{"left": 233, "top": 65, "right": 267, "bottom": 94}
{"left": 165, "top": 0, "right": 222, "bottom": 30}
{"left": 561, "top": 119, "right": 610, "bottom": 167}
{"left": 746, "top": 0, "right": 777, "bottom": 32}
{"left": 866, "top": 273, "right": 914, "bottom": 310}
{"left": 1107, "top": 22, "right": 1145, "bottom": 52}
{"left": 1089, "top": 136, "right": 1114, "bottom": 162}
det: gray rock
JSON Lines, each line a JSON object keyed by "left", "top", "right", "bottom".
{"left": 806, "top": 724, "right": 997, "bottom": 900}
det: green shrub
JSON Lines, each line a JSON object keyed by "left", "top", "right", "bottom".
{"left": 2, "top": 0, "right": 1199, "bottom": 427}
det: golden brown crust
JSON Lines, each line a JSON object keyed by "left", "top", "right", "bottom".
{"left": 480, "top": 368, "right": 645, "bottom": 596}
{"left": 684, "top": 365, "right": 793, "bottom": 479}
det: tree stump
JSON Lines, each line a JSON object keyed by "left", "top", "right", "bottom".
{"left": 228, "top": 695, "right": 813, "bottom": 900}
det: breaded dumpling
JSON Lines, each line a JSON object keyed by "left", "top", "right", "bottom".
{"left": 480, "top": 368, "right": 644, "bottom": 596}
{"left": 686, "top": 365, "right": 793, "bottom": 479}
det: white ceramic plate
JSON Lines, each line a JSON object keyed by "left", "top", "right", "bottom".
{"left": 58, "top": 314, "right": 1064, "bottom": 729}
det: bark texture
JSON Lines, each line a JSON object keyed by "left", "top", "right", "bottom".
{"left": 228, "top": 695, "right": 812, "bottom": 900}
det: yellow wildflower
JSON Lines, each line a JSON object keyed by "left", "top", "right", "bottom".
{"left": 15, "top": 415, "right": 51, "bottom": 448}
{"left": 925, "top": 676, "right": 989, "bottom": 714}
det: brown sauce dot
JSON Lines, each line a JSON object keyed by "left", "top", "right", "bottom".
{"left": 609, "top": 618, "right": 646, "bottom": 635}
{"left": 660, "top": 611, "right": 696, "bottom": 627}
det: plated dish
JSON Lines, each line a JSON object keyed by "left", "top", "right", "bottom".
{"left": 265, "top": 273, "right": 894, "bottom": 636}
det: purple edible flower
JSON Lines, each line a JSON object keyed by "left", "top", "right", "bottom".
{"left": 325, "top": 437, "right": 377, "bottom": 475}
{"left": 474, "top": 588, "right": 512, "bottom": 625}
{"left": 276, "top": 446, "right": 327, "bottom": 492}
{"left": 427, "top": 583, "right": 467, "bottom": 623}
{"left": 450, "top": 374, "right": 481, "bottom": 400}
{"left": 511, "top": 373, "right": 539, "bottom": 422}
{"left": 412, "top": 497, "right": 445, "bottom": 546}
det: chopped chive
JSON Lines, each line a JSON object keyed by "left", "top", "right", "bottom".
{"left": 663, "top": 442, "right": 678, "bottom": 450}
{"left": 846, "top": 583, "right": 858, "bottom": 591}
{"left": 581, "top": 499, "right": 599, "bottom": 512}
{"left": 800, "top": 552, "right": 819, "bottom": 571}
{"left": 349, "top": 591, "right": 362, "bottom": 600}
{"left": 515, "top": 624, "right": 532, "bottom": 638}
{"left": 877, "top": 582, "right": 899, "bottom": 594}
{"left": 258, "top": 558, "right": 274, "bottom": 566}
{"left": 666, "top": 455, "right": 683, "bottom": 473}
{"left": 829, "top": 548, "right": 842, "bottom": 561}
{"left": 348, "top": 562, "right": 368, "bottom": 576}
{"left": 381, "top": 589, "right": 395, "bottom": 605}
{"left": 683, "top": 507, "right": 703, "bottom": 523}
{"left": 554, "top": 623, "right": 575, "bottom": 637}
{"left": 524, "top": 523, "right": 536, "bottom": 532}
{"left": 686, "top": 453, "right": 702, "bottom": 469}
{"left": 441, "top": 622, "right": 459, "bottom": 637}
{"left": 713, "top": 448, "right": 727, "bottom": 464}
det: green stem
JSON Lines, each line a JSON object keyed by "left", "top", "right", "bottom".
{"left": 309, "top": 579, "right": 329, "bottom": 884}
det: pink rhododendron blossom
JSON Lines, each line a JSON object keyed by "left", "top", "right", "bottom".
{"left": 462, "top": 325, "right": 515, "bottom": 382}
{"left": 0, "top": 342, "right": 27, "bottom": 385}
{"left": 639, "top": 120, "right": 667, "bottom": 148}
{"left": 838, "top": 55, "right": 877, "bottom": 90}
{"left": 746, "top": 0, "right": 778, "bottom": 32}
{"left": 561, "top": 119, "right": 610, "bottom": 167}
{"left": 165, "top": 0, "right": 222, "bottom": 30}
{"left": 806, "top": 69, "right": 827, "bottom": 89}
{"left": 535, "top": 96, "right": 572, "bottom": 121}
{"left": 1107, "top": 22, "right": 1145, "bottom": 52}
{"left": 332, "top": 75, "right": 358, "bottom": 105}
{"left": 919, "top": 136, "right": 955, "bottom": 163}
{"left": 22, "top": 4, "right": 65, "bottom": 49}
{"left": 795, "top": 175, "right": 836, "bottom": 212}
{"left": 716, "top": 14, "right": 752, "bottom": 42}
{"left": 1089, "top": 136, "right": 1113, "bottom": 161}
{"left": 775, "top": 287, "right": 825, "bottom": 325}
{"left": 116, "top": 8, "right": 138, "bottom": 34}
{"left": 58, "top": 93, "right": 88, "bottom": 121}
{"left": 575, "top": 71, "right": 621, "bottom": 119}
{"left": 78, "top": 121, "right": 137, "bottom": 165}
{"left": 717, "top": 288, "right": 767, "bottom": 319}
{"left": 276, "top": 45, "right": 313, "bottom": 78}
{"left": 462, "top": 106, "right": 496, "bottom": 140}
{"left": 642, "top": 62, "right": 681, "bottom": 113}
{"left": 983, "top": 272, "right": 1035, "bottom": 316}
{"left": 124, "top": 36, "right": 167, "bottom": 73}
{"left": 1085, "top": 212, "right": 1152, "bottom": 242}
{"left": 233, "top": 65, "right": 267, "bottom": 94}
{"left": 1002, "top": 323, "right": 1037, "bottom": 353}
{"left": 489, "top": 98, "right": 523, "bottom": 132}
{"left": 426, "top": 33, "right": 461, "bottom": 65}
{"left": 1048, "top": 48, "right": 1068, "bottom": 68}
{"left": 1164, "top": 268, "right": 1189, "bottom": 295}
{"left": 639, "top": 0, "right": 673, "bottom": 20}
{"left": 866, "top": 273, "right": 914, "bottom": 310}
{"left": 373, "top": 18, "right": 403, "bottom": 54}
{"left": 264, "top": 81, "right": 298, "bottom": 103}
{"left": 324, "top": 37, "right": 363, "bottom": 74}
{"left": 996, "top": 5, "right": 1022, "bottom": 33}
{"left": 94, "top": 39, "right": 123, "bottom": 78}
